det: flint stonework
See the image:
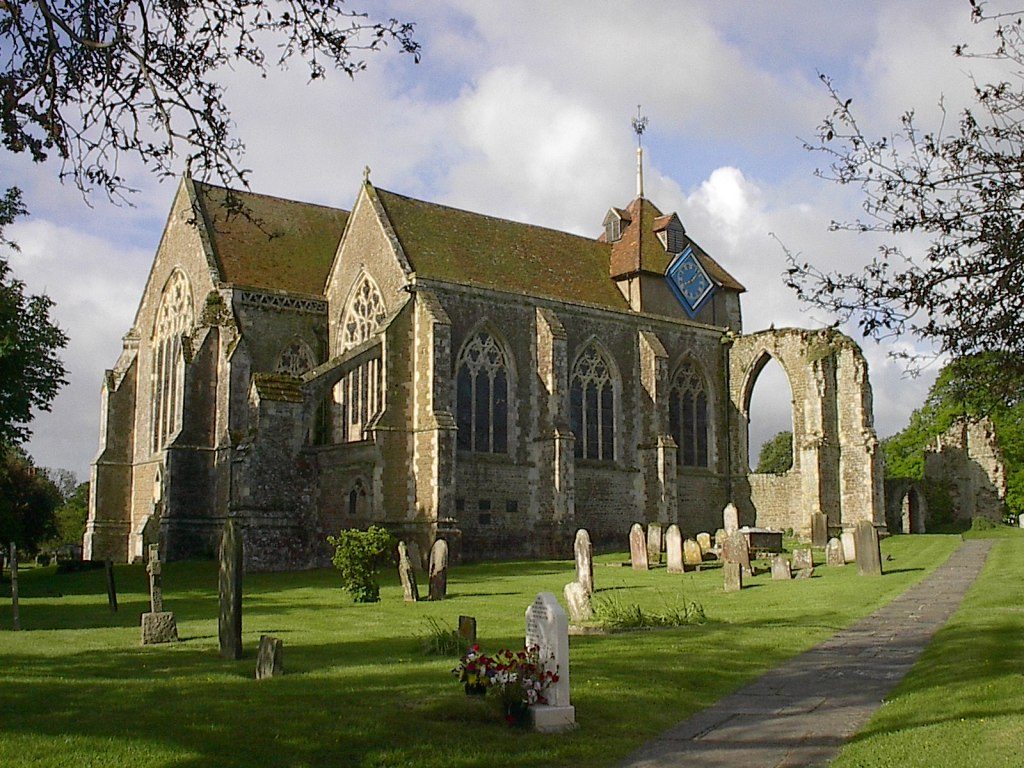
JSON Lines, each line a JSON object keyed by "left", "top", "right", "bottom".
{"left": 428, "top": 539, "right": 448, "bottom": 601}
{"left": 397, "top": 541, "right": 419, "bottom": 602}
{"left": 218, "top": 517, "right": 243, "bottom": 660}
{"left": 855, "top": 520, "right": 883, "bottom": 576}
{"left": 665, "top": 525, "right": 684, "bottom": 574}
{"left": 629, "top": 524, "right": 648, "bottom": 571}
{"left": 826, "top": 537, "right": 845, "bottom": 567}
{"left": 574, "top": 529, "right": 594, "bottom": 596}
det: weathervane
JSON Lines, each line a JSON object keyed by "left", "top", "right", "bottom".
{"left": 632, "top": 105, "right": 648, "bottom": 198}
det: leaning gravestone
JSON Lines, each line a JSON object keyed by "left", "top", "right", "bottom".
{"left": 795, "top": 567, "right": 815, "bottom": 580}
{"left": 255, "top": 635, "right": 284, "bottom": 679}
{"left": 723, "top": 561, "right": 743, "bottom": 593}
{"left": 771, "top": 555, "right": 792, "bottom": 581}
{"left": 574, "top": 529, "right": 594, "bottom": 596}
{"left": 723, "top": 503, "right": 740, "bottom": 533}
{"left": 696, "top": 532, "right": 712, "bottom": 555}
{"left": 141, "top": 543, "right": 178, "bottom": 645}
{"left": 104, "top": 560, "right": 118, "bottom": 613}
{"left": 855, "top": 520, "right": 883, "bottom": 576}
{"left": 525, "top": 592, "right": 576, "bottom": 732}
{"left": 665, "top": 525, "right": 684, "bottom": 574}
{"left": 841, "top": 531, "right": 857, "bottom": 563}
{"left": 458, "top": 615, "right": 477, "bottom": 645}
{"left": 629, "top": 524, "right": 648, "bottom": 571}
{"left": 406, "top": 540, "right": 425, "bottom": 573}
{"left": 826, "top": 537, "right": 845, "bottom": 567}
{"left": 721, "top": 531, "right": 751, "bottom": 576}
{"left": 428, "top": 539, "right": 448, "bottom": 601}
{"left": 683, "top": 539, "right": 703, "bottom": 570}
{"left": 397, "top": 541, "right": 419, "bottom": 602}
{"left": 563, "top": 581, "right": 593, "bottom": 623}
{"left": 218, "top": 517, "right": 243, "bottom": 660}
{"left": 792, "top": 548, "right": 813, "bottom": 572}
{"left": 810, "top": 512, "right": 828, "bottom": 547}
{"left": 646, "top": 523, "right": 663, "bottom": 566}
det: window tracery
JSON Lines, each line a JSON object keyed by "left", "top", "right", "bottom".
{"left": 570, "top": 344, "right": 616, "bottom": 461}
{"left": 276, "top": 339, "right": 316, "bottom": 376}
{"left": 336, "top": 275, "right": 386, "bottom": 442}
{"left": 456, "top": 330, "right": 510, "bottom": 453}
{"left": 150, "top": 270, "right": 194, "bottom": 453}
{"left": 669, "top": 362, "right": 710, "bottom": 467}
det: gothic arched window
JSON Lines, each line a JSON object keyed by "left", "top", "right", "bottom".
{"left": 336, "top": 275, "right": 386, "bottom": 442}
{"left": 276, "top": 338, "right": 316, "bottom": 376}
{"left": 669, "top": 361, "right": 709, "bottom": 467}
{"left": 455, "top": 330, "right": 510, "bottom": 453}
{"left": 571, "top": 344, "right": 616, "bottom": 461}
{"left": 150, "top": 269, "right": 194, "bottom": 453}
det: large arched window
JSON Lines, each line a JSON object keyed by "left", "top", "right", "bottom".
{"left": 276, "top": 338, "right": 316, "bottom": 376}
{"left": 336, "top": 275, "right": 386, "bottom": 442}
{"left": 669, "top": 361, "right": 709, "bottom": 467}
{"left": 571, "top": 343, "right": 615, "bottom": 461}
{"left": 150, "top": 270, "right": 194, "bottom": 453}
{"left": 455, "top": 330, "right": 510, "bottom": 453}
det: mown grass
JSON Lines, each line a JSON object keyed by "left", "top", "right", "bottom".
{"left": 0, "top": 535, "right": 961, "bottom": 768}
{"left": 832, "top": 528, "right": 1024, "bottom": 768}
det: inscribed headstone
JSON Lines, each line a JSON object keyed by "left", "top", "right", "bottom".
{"left": 723, "top": 503, "right": 739, "bottom": 533}
{"left": 428, "top": 539, "right": 448, "bottom": 601}
{"left": 792, "top": 548, "right": 813, "bottom": 572}
{"left": 525, "top": 592, "right": 576, "bottom": 732}
{"left": 665, "top": 525, "right": 684, "bottom": 574}
{"left": 105, "top": 560, "right": 118, "bottom": 613}
{"left": 646, "top": 523, "right": 663, "bottom": 565}
{"left": 723, "top": 562, "right": 743, "bottom": 593}
{"left": 574, "top": 529, "right": 594, "bottom": 596}
{"left": 563, "top": 581, "right": 593, "bottom": 623}
{"left": 147, "top": 544, "right": 163, "bottom": 613}
{"left": 721, "top": 531, "right": 751, "bottom": 576}
{"left": 397, "top": 541, "right": 419, "bottom": 602}
{"left": 771, "top": 555, "right": 792, "bottom": 581}
{"left": 629, "top": 524, "right": 648, "bottom": 571}
{"left": 826, "top": 538, "right": 845, "bottom": 567}
{"left": 841, "top": 531, "right": 856, "bottom": 563}
{"left": 256, "top": 635, "right": 284, "bottom": 679}
{"left": 696, "top": 532, "right": 712, "bottom": 554}
{"left": 458, "top": 615, "right": 477, "bottom": 645}
{"left": 141, "top": 611, "right": 179, "bottom": 644}
{"left": 854, "top": 520, "right": 883, "bottom": 576}
{"left": 810, "top": 513, "right": 828, "bottom": 547}
{"left": 218, "top": 517, "right": 243, "bottom": 660}
{"left": 683, "top": 539, "right": 703, "bottom": 569}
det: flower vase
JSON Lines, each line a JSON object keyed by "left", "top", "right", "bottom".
{"left": 504, "top": 701, "right": 530, "bottom": 727}
{"left": 464, "top": 682, "right": 487, "bottom": 696}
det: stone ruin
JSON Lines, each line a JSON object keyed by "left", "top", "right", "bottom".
{"left": 923, "top": 417, "right": 1007, "bottom": 524}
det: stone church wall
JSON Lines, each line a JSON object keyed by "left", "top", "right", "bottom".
{"left": 924, "top": 418, "right": 1007, "bottom": 522}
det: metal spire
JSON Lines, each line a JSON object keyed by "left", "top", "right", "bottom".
{"left": 631, "top": 105, "right": 648, "bottom": 198}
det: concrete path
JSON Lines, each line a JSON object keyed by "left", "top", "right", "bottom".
{"left": 620, "top": 539, "right": 994, "bottom": 768}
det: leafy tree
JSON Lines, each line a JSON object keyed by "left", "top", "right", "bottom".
{"left": 327, "top": 526, "right": 396, "bottom": 603}
{"left": 786, "top": 3, "right": 1024, "bottom": 397}
{"left": 755, "top": 430, "right": 793, "bottom": 474}
{"left": 48, "top": 480, "right": 89, "bottom": 548}
{"left": 0, "top": 446, "right": 61, "bottom": 553}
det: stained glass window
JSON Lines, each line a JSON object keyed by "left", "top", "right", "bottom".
{"left": 455, "top": 331, "right": 510, "bottom": 454}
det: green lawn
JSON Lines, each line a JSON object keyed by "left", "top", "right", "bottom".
{"left": 0, "top": 535, "right": 966, "bottom": 767}
{"left": 832, "top": 529, "right": 1024, "bottom": 768}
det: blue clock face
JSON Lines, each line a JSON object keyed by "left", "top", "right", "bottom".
{"left": 665, "top": 246, "right": 716, "bottom": 318}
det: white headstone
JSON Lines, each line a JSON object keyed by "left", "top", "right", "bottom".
{"left": 841, "top": 531, "right": 857, "bottom": 563}
{"left": 723, "top": 503, "right": 739, "bottom": 533}
{"left": 665, "top": 524, "right": 684, "bottom": 574}
{"left": 525, "top": 592, "right": 576, "bottom": 732}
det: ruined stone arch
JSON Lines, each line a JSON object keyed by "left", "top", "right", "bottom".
{"left": 454, "top": 321, "right": 517, "bottom": 455}
{"left": 884, "top": 479, "right": 928, "bottom": 533}
{"left": 738, "top": 347, "right": 799, "bottom": 473}
{"left": 669, "top": 356, "right": 716, "bottom": 469}
{"left": 150, "top": 268, "right": 195, "bottom": 453}
{"left": 570, "top": 337, "right": 621, "bottom": 462}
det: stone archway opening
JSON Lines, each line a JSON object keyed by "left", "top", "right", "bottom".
{"left": 901, "top": 487, "right": 927, "bottom": 533}
{"left": 745, "top": 355, "right": 794, "bottom": 474}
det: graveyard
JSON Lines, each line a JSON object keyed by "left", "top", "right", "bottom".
{"left": 3, "top": 531, "right": 1022, "bottom": 767}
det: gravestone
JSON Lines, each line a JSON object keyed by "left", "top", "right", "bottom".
{"left": 9, "top": 542, "right": 19, "bottom": 631}
{"left": 458, "top": 615, "right": 477, "bottom": 645}
{"left": 826, "top": 537, "right": 845, "bottom": 567}
{"left": 721, "top": 531, "right": 751, "bottom": 576}
{"left": 397, "top": 541, "right": 419, "bottom": 602}
{"left": 810, "top": 512, "right": 828, "bottom": 547}
{"left": 629, "top": 524, "right": 648, "bottom": 571}
{"left": 141, "top": 611, "right": 179, "bottom": 644}
{"left": 406, "top": 540, "right": 425, "bottom": 573}
{"left": 855, "top": 520, "right": 883, "bottom": 576}
{"left": 713, "top": 528, "right": 727, "bottom": 551}
{"left": 665, "top": 525, "right": 684, "bottom": 574}
{"left": 255, "top": 635, "right": 284, "bottom": 679}
{"left": 563, "top": 581, "right": 593, "bottom": 623}
{"left": 104, "top": 560, "right": 118, "bottom": 613}
{"left": 683, "top": 539, "right": 703, "bottom": 570}
{"left": 696, "top": 532, "right": 712, "bottom": 554}
{"left": 218, "top": 517, "right": 243, "bottom": 660}
{"left": 525, "top": 593, "right": 576, "bottom": 732}
{"left": 428, "top": 539, "right": 448, "bottom": 601}
{"left": 841, "top": 531, "right": 857, "bottom": 563}
{"left": 723, "top": 503, "right": 739, "bottom": 533}
{"left": 1020, "top": 515, "right": 1024, "bottom": 529}
{"left": 574, "top": 529, "right": 594, "bottom": 596}
{"left": 646, "top": 523, "right": 663, "bottom": 565}
{"left": 771, "top": 555, "right": 792, "bottom": 581}
{"left": 723, "top": 562, "right": 743, "bottom": 593}
{"left": 792, "top": 548, "right": 813, "bottom": 572}
{"left": 795, "top": 566, "right": 815, "bottom": 580}
{"left": 147, "top": 544, "right": 164, "bottom": 613}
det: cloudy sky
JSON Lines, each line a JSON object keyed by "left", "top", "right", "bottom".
{"left": 2, "top": 0, "right": 1007, "bottom": 479}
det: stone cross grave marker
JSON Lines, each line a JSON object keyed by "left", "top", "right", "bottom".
{"left": 810, "top": 512, "right": 828, "bottom": 547}
{"left": 397, "top": 541, "right": 419, "bottom": 602}
{"left": 683, "top": 539, "right": 703, "bottom": 570}
{"left": 826, "top": 537, "right": 845, "bottom": 567}
{"left": 525, "top": 592, "right": 576, "bottom": 732}
{"left": 723, "top": 503, "right": 739, "bottom": 533}
{"left": 665, "top": 524, "right": 683, "bottom": 574}
{"left": 841, "top": 531, "right": 857, "bottom": 563}
{"left": 792, "top": 548, "right": 813, "bottom": 572}
{"left": 696, "top": 532, "right": 712, "bottom": 555}
{"left": 428, "top": 539, "right": 448, "bottom": 601}
{"left": 105, "top": 560, "right": 118, "bottom": 613}
{"left": 629, "top": 524, "right": 648, "bottom": 571}
{"left": 458, "top": 615, "right": 477, "bottom": 645}
{"left": 256, "top": 635, "right": 284, "bottom": 679}
{"left": 771, "top": 555, "right": 792, "bottom": 580}
{"left": 9, "top": 542, "right": 19, "bottom": 631}
{"left": 147, "top": 544, "right": 163, "bottom": 613}
{"left": 723, "top": 561, "right": 743, "bottom": 592}
{"left": 574, "top": 529, "right": 594, "bottom": 596}
{"left": 646, "top": 523, "right": 663, "bottom": 565}
{"left": 140, "top": 543, "right": 178, "bottom": 645}
{"left": 563, "top": 581, "right": 593, "bottom": 623}
{"left": 855, "top": 520, "right": 883, "bottom": 576}
{"left": 722, "top": 530, "right": 751, "bottom": 576}
{"left": 218, "top": 517, "right": 243, "bottom": 660}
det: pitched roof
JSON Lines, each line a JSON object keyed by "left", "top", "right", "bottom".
{"left": 373, "top": 187, "right": 630, "bottom": 311}
{"left": 192, "top": 181, "right": 349, "bottom": 296}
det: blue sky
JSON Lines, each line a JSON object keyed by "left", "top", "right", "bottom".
{"left": 2, "top": 0, "right": 1006, "bottom": 479}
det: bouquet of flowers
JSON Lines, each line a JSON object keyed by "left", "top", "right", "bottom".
{"left": 452, "top": 645, "right": 560, "bottom": 726}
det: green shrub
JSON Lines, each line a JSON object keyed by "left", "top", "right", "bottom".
{"left": 970, "top": 516, "right": 998, "bottom": 531}
{"left": 418, "top": 617, "right": 469, "bottom": 657}
{"left": 327, "top": 526, "right": 397, "bottom": 603}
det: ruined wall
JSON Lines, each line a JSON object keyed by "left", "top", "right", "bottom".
{"left": 924, "top": 418, "right": 1007, "bottom": 522}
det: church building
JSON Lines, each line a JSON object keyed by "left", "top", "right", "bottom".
{"left": 85, "top": 163, "right": 885, "bottom": 569}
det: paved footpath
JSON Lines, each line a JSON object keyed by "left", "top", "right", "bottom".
{"left": 620, "top": 539, "right": 994, "bottom": 768}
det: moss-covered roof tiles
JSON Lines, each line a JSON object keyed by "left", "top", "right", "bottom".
{"left": 374, "top": 188, "right": 630, "bottom": 311}
{"left": 192, "top": 181, "right": 349, "bottom": 296}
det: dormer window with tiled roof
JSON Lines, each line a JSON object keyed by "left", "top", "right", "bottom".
{"left": 654, "top": 214, "right": 686, "bottom": 254}
{"left": 602, "top": 208, "right": 630, "bottom": 243}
